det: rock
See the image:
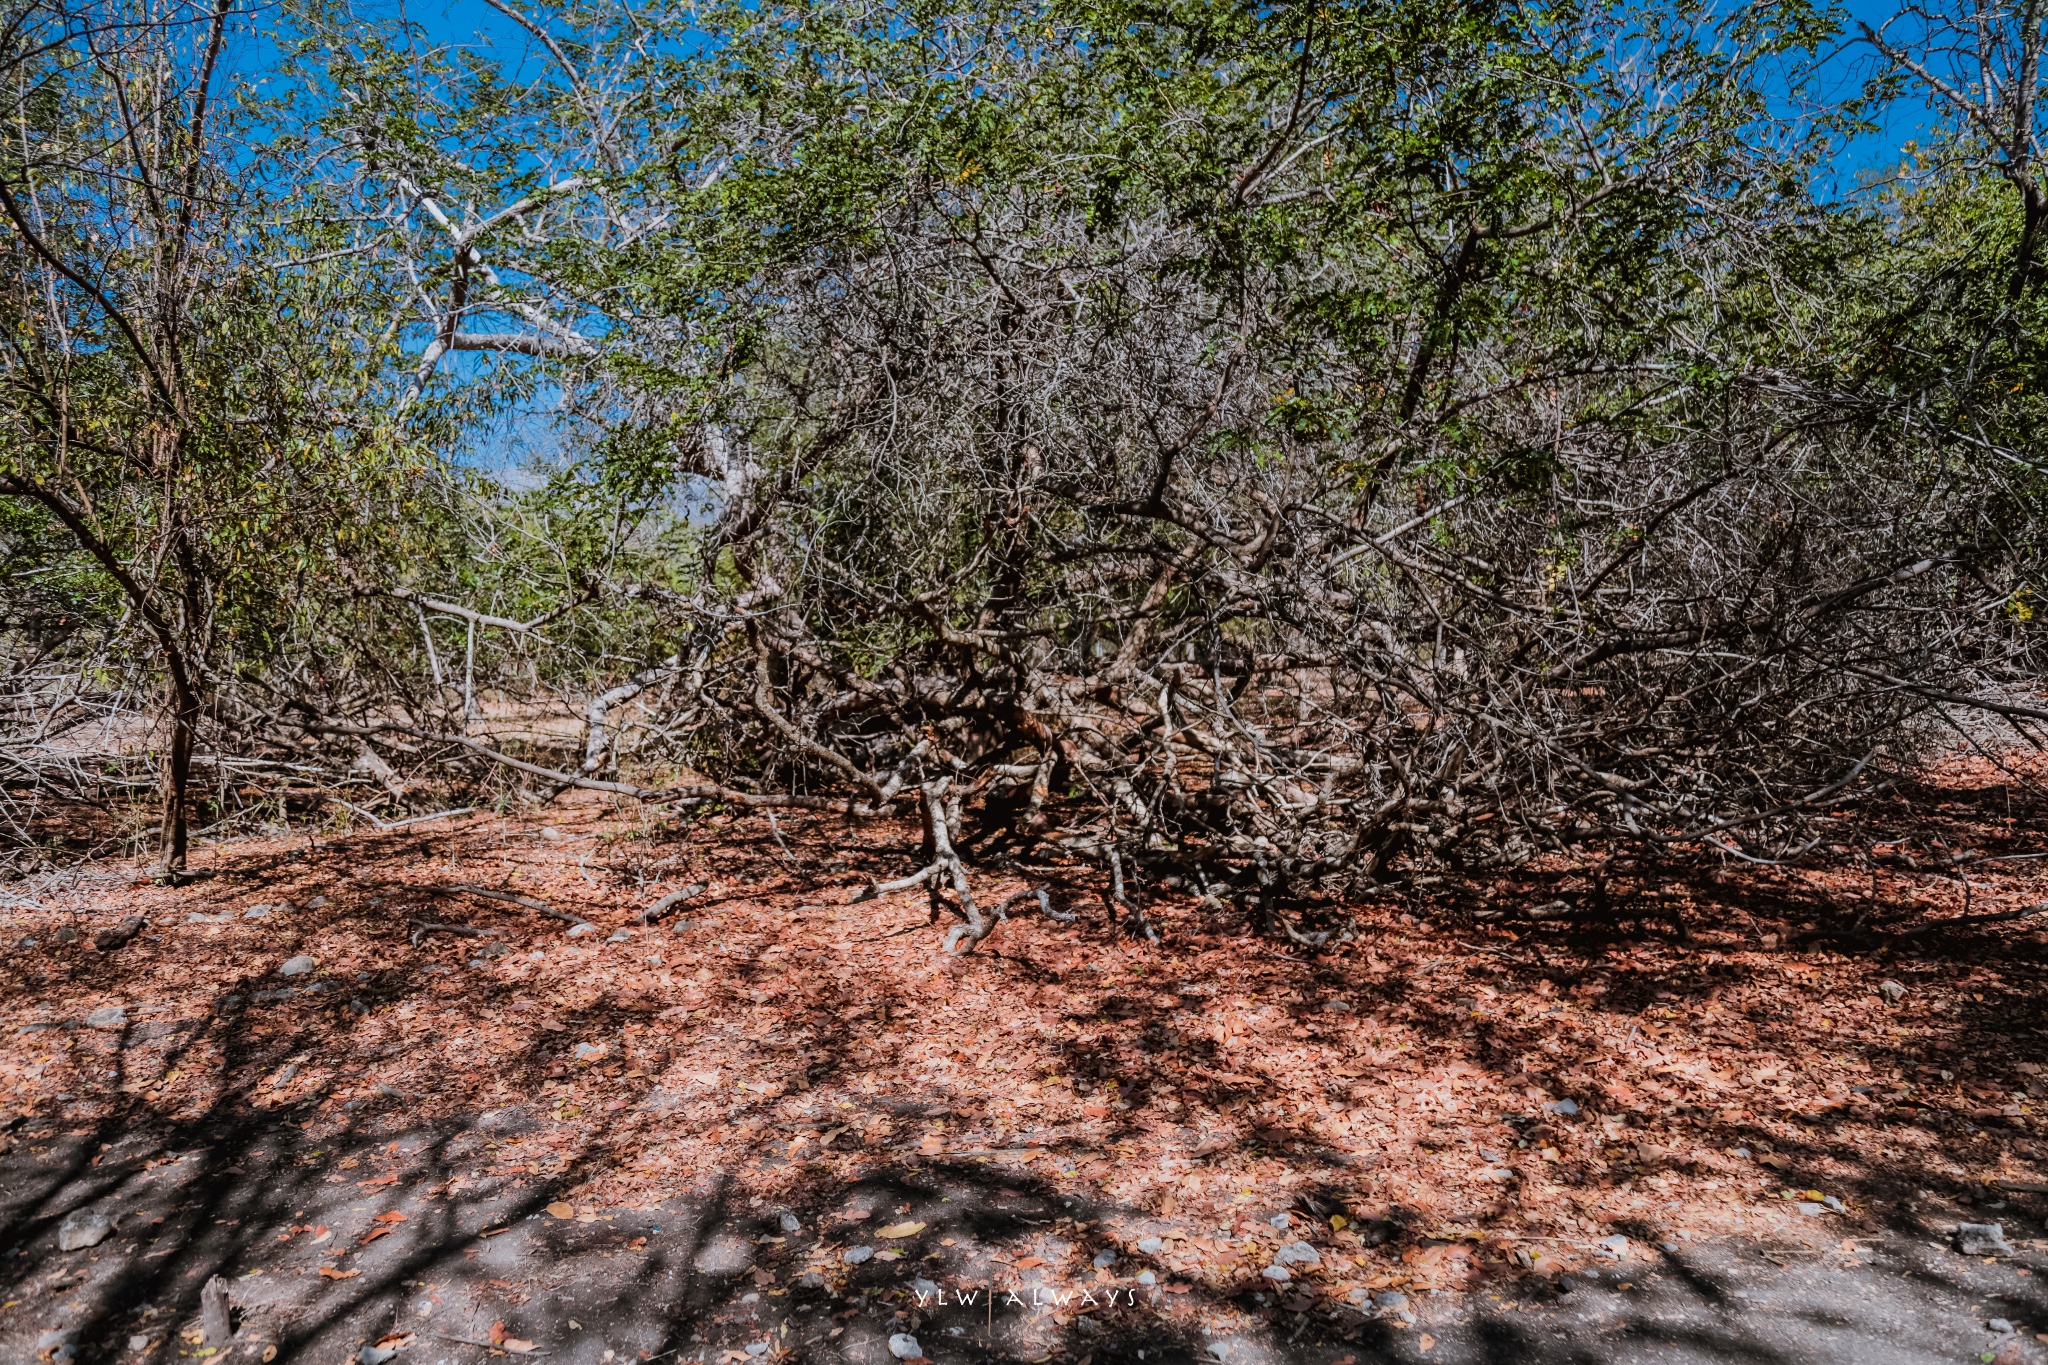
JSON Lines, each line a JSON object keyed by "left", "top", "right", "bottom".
{"left": 36, "top": 1329, "right": 80, "bottom": 1352}
{"left": 911, "top": 1277, "right": 940, "bottom": 1299}
{"left": 1544, "top": 1098, "right": 1580, "bottom": 1116}
{"left": 243, "top": 905, "right": 274, "bottom": 920}
{"left": 573, "top": 1042, "right": 606, "bottom": 1061}
{"left": 888, "top": 1334, "right": 923, "bottom": 1360}
{"left": 1092, "top": 1249, "right": 1117, "bottom": 1268}
{"left": 844, "top": 1245, "right": 874, "bottom": 1264}
{"left": 306, "top": 895, "right": 329, "bottom": 909}
{"left": 1597, "top": 1234, "right": 1630, "bottom": 1259}
{"left": 1206, "top": 1344, "right": 1230, "bottom": 1361}
{"left": 746, "top": 1344, "right": 771, "bottom": 1358}
{"left": 1136, "top": 1270, "right": 1157, "bottom": 1285}
{"left": 50, "top": 925, "right": 79, "bottom": 945}
{"left": 1879, "top": 979, "right": 1907, "bottom": 1003}
{"left": 1268, "top": 1213, "right": 1291, "bottom": 1229}
{"left": 85, "top": 1006, "right": 126, "bottom": 1030}
{"left": 1373, "top": 1291, "right": 1408, "bottom": 1310}
{"left": 93, "top": 916, "right": 146, "bottom": 950}
{"left": 1822, "top": 1195, "right": 1846, "bottom": 1213}
{"left": 798, "top": 1271, "right": 825, "bottom": 1288}
{"left": 1260, "top": 1264, "right": 1291, "bottom": 1281}
{"left": 1956, "top": 1222, "right": 2012, "bottom": 1256}
{"left": 780, "top": 1212, "right": 801, "bottom": 1233}
{"left": 1795, "top": 1201, "right": 1826, "bottom": 1216}
{"left": 565, "top": 922, "right": 599, "bottom": 937}
{"left": 1137, "top": 1236, "right": 1164, "bottom": 1254}
{"left": 358, "top": 1347, "right": 397, "bottom": 1365}
{"left": 607, "top": 929, "right": 633, "bottom": 943}
{"left": 127, "top": 1335, "right": 149, "bottom": 1352}
{"left": 1274, "top": 1240, "right": 1320, "bottom": 1266}
{"left": 278, "top": 956, "right": 316, "bottom": 977}
{"left": 57, "top": 1208, "right": 113, "bottom": 1250}
{"left": 478, "top": 942, "right": 511, "bottom": 959}
{"left": 1990, "top": 1318, "right": 2015, "bottom": 1334}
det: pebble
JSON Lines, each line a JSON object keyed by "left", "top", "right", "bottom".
{"left": 1822, "top": 1195, "right": 1846, "bottom": 1213}
{"left": 607, "top": 929, "right": 633, "bottom": 942}
{"left": 1206, "top": 1344, "right": 1230, "bottom": 1361}
{"left": 36, "top": 1329, "right": 80, "bottom": 1351}
{"left": 799, "top": 1272, "right": 826, "bottom": 1288}
{"left": 911, "top": 1278, "right": 939, "bottom": 1298}
{"left": 1990, "top": 1318, "right": 2014, "bottom": 1333}
{"left": 1795, "top": 1202, "right": 1827, "bottom": 1217}
{"left": 1274, "top": 1240, "right": 1320, "bottom": 1266}
{"left": 1268, "top": 1213, "right": 1291, "bottom": 1229}
{"left": 573, "top": 1043, "right": 606, "bottom": 1061}
{"left": 128, "top": 1335, "right": 149, "bottom": 1352}
{"left": 243, "top": 905, "right": 275, "bottom": 920}
{"left": 306, "top": 895, "right": 329, "bottom": 909}
{"left": 85, "top": 1006, "right": 126, "bottom": 1030}
{"left": 278, "top": 955, "right": 316, "bottom": 976}
{"left": 359, "top": 1347, "right": 399, "bottom": 1365}
{"left": 1374, "top": 1291, "right": 1409, "bottom": 1309}
{"left": 746, "top": 1344, "right": 771, "bottom": 1358}
{"left": 1092, "top": 1249, "right": 1117, "bottom": 1268}
{"left": 1879, "top": 979, "right": 1907, "bottom": 1003}
{"left": 58, "top": 1208, "right": 113, "bottom": 1250}
{"left": 566, "top": 923, "right": 599, "bottom": 937}
{"left": 781, "top": 1213, "right": 802, "bottom": 1233}
{"left": 844, "top": 1246, "right": 874, "bottom": 1264}
{"left": 1137, "top": 1237, "right": 1163, "bottom": 1254}
{"left": 887, "top": 1334, "right": 922, "bottom": 1360}
{"left": 1260, "top": 1264, "right": 1291, "bottom": 1281}
{"left": 1544, "top": 1098, "right": 1580, "bottom": 1116}
{"left": 1136, "top": 1271, "right": 1157, "bottom": 1285}
{"left": 1598, "top": 1234, "right": 1630, "bottom": 1258}
{"left": 1955, "top": 1222, "right": 2013, "bottom": 1256}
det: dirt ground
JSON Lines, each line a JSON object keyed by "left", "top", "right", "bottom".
{"left": 3, "top": 753, "right": 2047, "bottom": 1364}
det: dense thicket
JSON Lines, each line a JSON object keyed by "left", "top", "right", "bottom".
{"left": 2, "top": 0, "right": 2044, "bottom": 945}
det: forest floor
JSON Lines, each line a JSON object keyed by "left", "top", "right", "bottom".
{"left": 1, "top": 753, "right": 2047, "bottom": 1365}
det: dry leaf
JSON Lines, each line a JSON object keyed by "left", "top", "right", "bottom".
{"left": 317, "top": 1266, "right": 360, "bottom": 1280}
{"left": 1419, "top": 1333, "right": 1436, "bottom": 1352}
{"left": 876, "top": 1221, "right": 926, "bottom": 1238}
{"left": 546, "top": 1202, "right": 575, "bottom": 1219}
{"left": 373, "top": 1210, "right": 408, "bottom": 1224}
{"left": 504, "top": 1340, "right": 537, "bottom": 1353}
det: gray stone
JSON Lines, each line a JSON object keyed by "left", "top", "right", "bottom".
{"left": 1598, "top": 1233, "right": 1631, "bottom": 1258}
{"left": 85, "top": 1005, "right": 126, "bottom": 1030}
{"left": 127, "top": 1335, "right": 149, "bottom": 1353}
{"left": 1795, "top": 1201, "right": 1827, "bottom": 1216}
{"left": 1136, "top": 1270, "right": 1157, "bottom": 1285}
{"left": 1955, "top": 1222, "right": 2012, "bottom": 1256}
{"left": 798, "top": 1271, "right": 826, "bottom": 1288}
{"left": 1092, "top": 1249, "right": 1117, "bottom": 1268}
{"left": 911, "top": 1277, "right": 940, "bottom": 1299}
{"left": 888, "top": 1334, "right": 923, "bottom": 1360}
{"left": 1373, "top": 1291, "right": 1408, "bottom": 1309}
{"left": 57, "top": 1208, "right": 113, "bottom": 1250}
{"left": 36, "top": 1329, "right": 80, "bottom": 1352}
{"left": 1879, "top": 979, "right": 1907, "bottom": 1003}
{"left": 746, "top": 1344, "right": 771, "bottom": 1358}
{"left": 278, "top": 955, "right": 316, "bottom": 976}
{"left": 844, "top": 1245, "right": 874, "bottom": 1264}
{"left": 566, "top": 922, "right": 599, "bottom": 937}
{"left": 1274, "top": 1240, "right": 1320, "bottom": 1266}
{"left": 780, "top": 1212, "right": 802, "bottom": 1233}
{"left": 243, "top": 905, "right": 274, "bottom": 920}
{"left": 1269, "top": 1213, "right": 1291, "bottom": 1229}
{"left": 607, "top": 929, "right": 633, "bottom": 942}
{"left": 1137, "top": 1236, "right": 1164, "bottom": 1254}
{"left": 306, "top": 895, "right": 329, "bottom": 909}
{"left": 359, "top": 1348, "right": 399, "bottom": 1365}
{"left": 573, "top": 1042, "right": 606, "bottom": 1061}
{"left": 1206, "top": 1345, "right": 1230, "bottom": 1361}
{"left": 1260, "top": 1264, "right": 1291, "bottom": 1281}
{"left": 1545, "top": 1098, "right": 1580, "bottom": 1116}
{"left": 1990, "top": 1318, "right": 2014, "bottom": 1334}
{"left": 1822, "top": 1195, "right": 1846, "bottom": 1213}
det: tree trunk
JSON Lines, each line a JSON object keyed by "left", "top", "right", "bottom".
{"left": 157, "top": 693, "right": 195, "bottom": 875}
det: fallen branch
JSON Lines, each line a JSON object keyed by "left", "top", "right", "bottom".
{"left": 430, "top": 883, "right": 593, "bottom": 927}
{"left": 640, "top": 883, "right": 706, "bottom": 925}
{"left": 407, "top": 919, "right": 510, "bottom": 946}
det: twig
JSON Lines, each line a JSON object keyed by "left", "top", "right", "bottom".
{"left": 407, "top": 920, "right": 509, "bottom": 946}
